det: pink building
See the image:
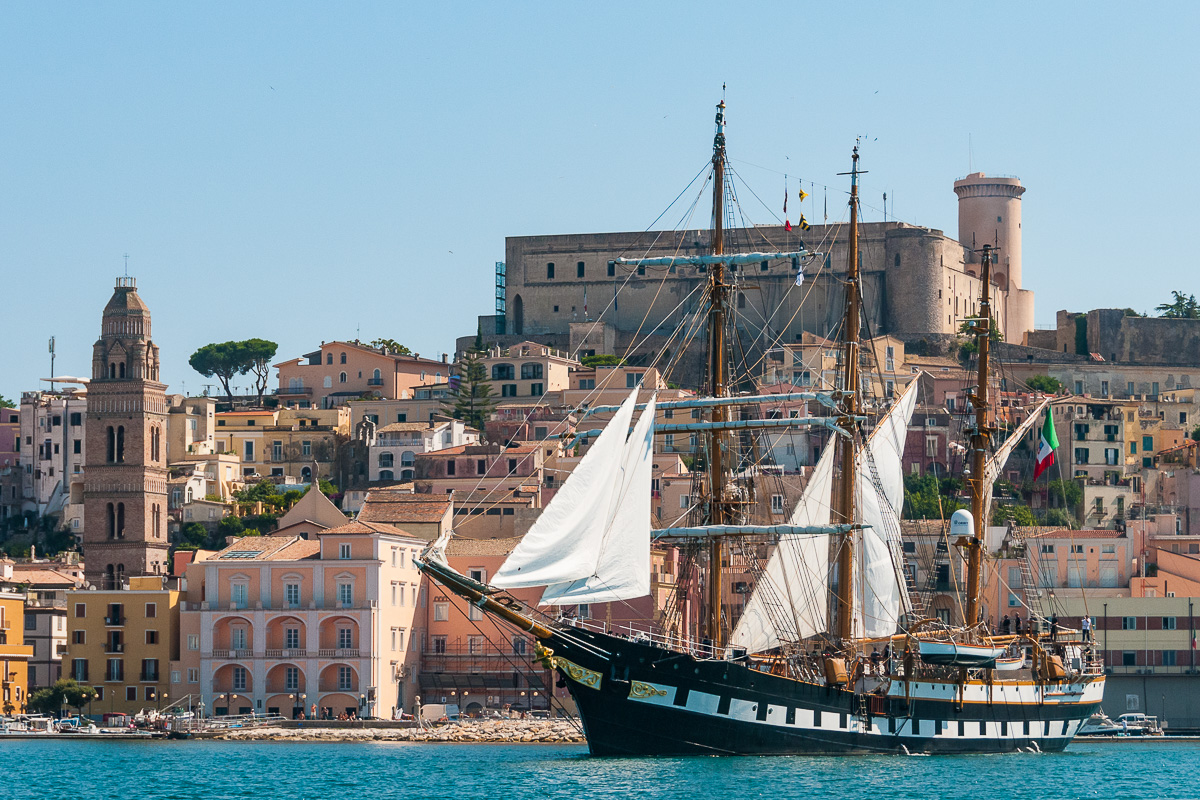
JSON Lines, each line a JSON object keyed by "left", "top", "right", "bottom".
{"left": 184, "top": 521, "right": 425, "bottom": 719}
{"left": 274, "top": 340, "right": 450, "bottom": 409}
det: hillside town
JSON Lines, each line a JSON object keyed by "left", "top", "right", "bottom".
{"left": 4, "top": 172, "right": 1200, "bottom": 734}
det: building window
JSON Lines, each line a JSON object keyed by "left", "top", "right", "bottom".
{"left": 770, "top": 494, "right": 785, "bottom": 515}
{"left": 1122, "top": 616, "right": 1137, "bottom": 630}
{"left": 232, "top": 666, "right": 247, "bottom": 691}
{"left": 72, "top": 659, "right": 88, "bottom": 682}
{"left": 546, "top": 262, "right": 555, "bottom": 279}
{"left": 231, "top": 627, "right": 248, "bottom": 651}
{"left": 626, "top": 373, "right": 643, "bottom": 388}
{"left": 285, "top": 666, "right": 300, "bottom": 691}
{"left": 272, "top": 441, "right": 283, "bottom": 461}
{"left": 244, "top": 440, "right": 254, "bottom": 463}
{"left": 502, "top": 384, "right": 517, "bottom": 397}
{"left": 477, "top": 459, "right": 487, "bottom": 475}
{"left": 1164, "top": 617, "right": 1178, "bottom": 630}
{"left": 188, "top": 668, "right": 199, "bottom": 683}
{"left": 302, "top": 440, "right": 312, "bottom": 457}
{"left": 339, "top": 372, "right": 347, "bottom": 383}
{"left": 285, "top": 628, "right": 300, "bottom": 649}
{"left": 336, "top": 666, "right": 353, "bottom": 691}
{"left": 337, "top": 582, "right": 353, "bottom": 607}
{"left": 434, "top": 602, "right": 449, "bottom": 621}
{"left": 145, "top": 630, "right": 159, "bottom": 645}
{"left": 230, "top": 583, "right": 249, "bottom": 610}
{"left": 339, "top": 543, "right": 352, "bottom": 560}
{"left": 521, "top": 363, "right": 543, "bottom": 380}
{"left": 285, "top": 583, "right": 301, "bottom": 608}
{"left": 187, "top": 634, "right": 199, "bottom": 651}
{"left": 73, "top": 630, "right": 86, "bottom": 644}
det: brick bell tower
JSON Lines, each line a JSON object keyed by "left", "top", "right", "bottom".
{"left": 83, "top": 277, "right": 170, "bottom": 589}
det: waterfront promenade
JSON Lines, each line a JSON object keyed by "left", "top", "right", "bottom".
{"left": 209, "top": 718, "right": 584, "bottom": 743}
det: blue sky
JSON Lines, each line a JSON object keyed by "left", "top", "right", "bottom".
{"left": 2, "top": 2, "right": 1196, "bottom": 399}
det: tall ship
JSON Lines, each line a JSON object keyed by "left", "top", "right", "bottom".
{"left": 417, "top": 99, "right": 1105, "bottom": 755}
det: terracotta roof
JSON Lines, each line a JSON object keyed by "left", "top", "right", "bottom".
{"left": 446, "top": 536, "right": 523, "bottom": 557}
{"left": 212, "top": 535, "right": 321, "bottom": 561}
{"left": 319, "top": 520, "right": 413, "bottom": 538}
{"left": 1026, "top": 528, "right": 1128, "bottom": 540}
{"left": 358, "top": 492, "right": 451, "bottom": 525}
{"left": 377, "top": 422, "right": 433, "bottom": 433}
{"left": 419, "top": 443, "right": 540, "bottom": 457}
{"left": 6, "top": 568, "right": 81, "bottom": 588}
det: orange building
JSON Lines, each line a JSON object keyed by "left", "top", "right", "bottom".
{"left": 0, "top": 590, "right": 32, "bottom": 714}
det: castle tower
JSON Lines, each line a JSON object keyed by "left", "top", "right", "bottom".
{"left": 953, "top": 173, "right": 1033, "bottom": 343}
{"left": 83, "top": 277, "right": 170, "bottom": 589}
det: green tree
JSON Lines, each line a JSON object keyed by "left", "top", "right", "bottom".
{"left": 1156, "top": 291, "right": 1200, "bottom": 319}
{"left": 26, "top": 679, "right": 95, "bottom": 715}
{"left": 581, "top": 354, "right": 625, "bottom": 368}
{"left": 956, "top": 317, "right": 1002, "bottom": 365}
{"left": 0, "top": 395, "right": 14, "bottom": 409}
{"left": 1192, "top": 426, "right": 1200, "bottom": 443}
{"left": 1042, "top": 508, "right": 1076, "bottom": 528}
{"left": 1047, "top": 479, "right": 1082, "bottom": 509}
{"left": 902, "top": 473, "right": 966, "bottom": 520}
{"left": 179, "top": 522, "right": 211, "bottom": 549}
{"left": 1025, "top": 374, "right": 1062, "bottom": 394}
{"left": 992, "top": 504, "right": 1036, "bottom": 526}
{"left": 442, "top": 349, "right": 495, "bottom": 431}
{"left": 189, "top": 339, "right": 277, "bottom": 403}
{"left": 242, "top": 338, "right": 278, "bottom": 405}
{"left": 370, "top": 338, "right": 412, "bottom": 356}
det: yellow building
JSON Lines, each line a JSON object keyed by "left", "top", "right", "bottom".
{"left": 0, "top": 590, "right": 33, "bottom": 714}
{"left": 214, "top": 407, "right": 349, "bottom": 483}
{"left": 64, "top": 576, "right": 180, "bottom": 716}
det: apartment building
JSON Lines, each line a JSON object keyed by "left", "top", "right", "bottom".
{"left": 479, "top": 341, "right": 577, "bottom": 400}
{"left": 0, "top": 588, "right": 32, "bottom": 714}
{"left": 371, "top": 419, "right": 478, "bottom": 484}
{"left": 184, "top": 522, "right": 424, "bottom": 719}
{"left": 18, "top": 387, "right": 88, "bottom": 533}
{"left": 274, "top": 340, "right": 450, "bottom": 409}
{"left": 213, "top": 407, "right": 349, "bottom": 482}
{"left": 64, "top": 575, "right": 180, "bottom": 715}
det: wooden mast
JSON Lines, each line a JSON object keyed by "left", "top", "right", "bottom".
{"left": 706, "top": 99, "right": 729, "bottom": 647}
{"left": 964, "top": 244, "right": 995, "bottom": 627}
{"left": 834, "top": 146, "right": 862, "bottom": 643}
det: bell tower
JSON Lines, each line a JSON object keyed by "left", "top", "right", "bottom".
{"left": 83, "top": 277, "right": 170, "bottom": 589}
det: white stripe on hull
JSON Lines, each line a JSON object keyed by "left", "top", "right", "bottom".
{"left": 627, "top": 679, "right": 1098, "bottom": 741}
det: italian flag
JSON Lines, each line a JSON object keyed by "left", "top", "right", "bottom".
{"left": 1034, "top": 412, "right": 1059, "bottom": 480}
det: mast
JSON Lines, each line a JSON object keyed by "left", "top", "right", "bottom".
{"left": 706, "top": 98, "right": 729, "bottom": 647}
{"left": 964, "top": 244, "right": 995, "bottom": 627}
{"left": 833, "top": 146, "right": 863, "bottom": 643}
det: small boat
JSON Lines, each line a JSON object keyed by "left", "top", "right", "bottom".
{"left": 918, "top": 640, "right": 1007, "bottom": 667}
{"left": 994, "top": 656, "right": 1025, "bottom": 672}
{"left": 1078, "top": 712, "right": 1121, "bottom": 736}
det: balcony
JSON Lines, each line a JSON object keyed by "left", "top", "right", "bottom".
{"left": 265, "top": 649, "right": 308, "bottom": 659}
{"left": 105, "top": 671, "right": 124, "bottom": 683}
{"left": 367, "top": 378, "right": 384, "bottom": 386}
{"left": 104, "top": 643, "right": 125, "bottom": 654}
{"left": 317, "top": 648, "right": 360, "bottom": 659}
{"left": 104, "top": 616, "right": 125, "bottom": 626}
{"left": 140, "top": 671, "right": 160, "bottom": 683}
{"left": 209, "top": 649, "right": 255, "bottom": 660}
{"left": 275, "top": 386, "right": 313, "bottom": 396}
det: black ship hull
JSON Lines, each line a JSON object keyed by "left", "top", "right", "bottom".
{"left": 544, "top": 627, "right": 1104, "bottom": 756}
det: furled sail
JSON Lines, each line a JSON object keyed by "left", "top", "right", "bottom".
{"left": 540, "top": 394, "right": 658, "bottom": 605}
{"left": 854, "top": 382, "right": 919, "bottom": 639}
{"left": 492, "top": 389, "right": 639, "bottom": 589}
{"left": 729, "top": 443, "right": 834, "bottom": 653}
{"left": 982, "top": 398, "right": 1050, "bottom": 514}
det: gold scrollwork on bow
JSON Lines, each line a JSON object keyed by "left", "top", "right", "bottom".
{"left": 535, "top": 642, "right": 602, "bottom": 690}
{"left": 629, "top": 681, "right": 667, "bottom": 700}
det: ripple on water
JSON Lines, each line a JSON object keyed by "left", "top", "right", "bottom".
{"left": 0, "top": 739, "right": 1195, "bottom": 800}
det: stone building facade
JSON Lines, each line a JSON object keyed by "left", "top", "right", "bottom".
{"left": 83, "top": 278, "right": 170, "bottom": 589}
{"left": 464, "top": 173, "right": 1031, "bottom": 389}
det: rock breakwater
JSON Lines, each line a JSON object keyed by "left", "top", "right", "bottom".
{"left": 213, "top": 719, "right": 585, "bottom": 744}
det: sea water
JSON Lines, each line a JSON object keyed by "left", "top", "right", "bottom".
{"left": 1, "top": 739, "right": 1195, "bottom": 799}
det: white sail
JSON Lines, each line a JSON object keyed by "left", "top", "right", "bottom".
{"left": 983, "top": 398, "right": 1049, "bottom": 514}
{"left": 492, "top": 389, "right": 639, "bottom": 589}
{"left": 729, "top": 443, "right": 834, "bottom": 653}
{"left": 854, "top": 383, "right": 919, "bottom": 639}
{"left": 540, "top": 394, "right": 658, "bottom": 605}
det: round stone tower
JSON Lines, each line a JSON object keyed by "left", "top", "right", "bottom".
{"left": 953, "top": 173, "right": 1033, "bottom": 343}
